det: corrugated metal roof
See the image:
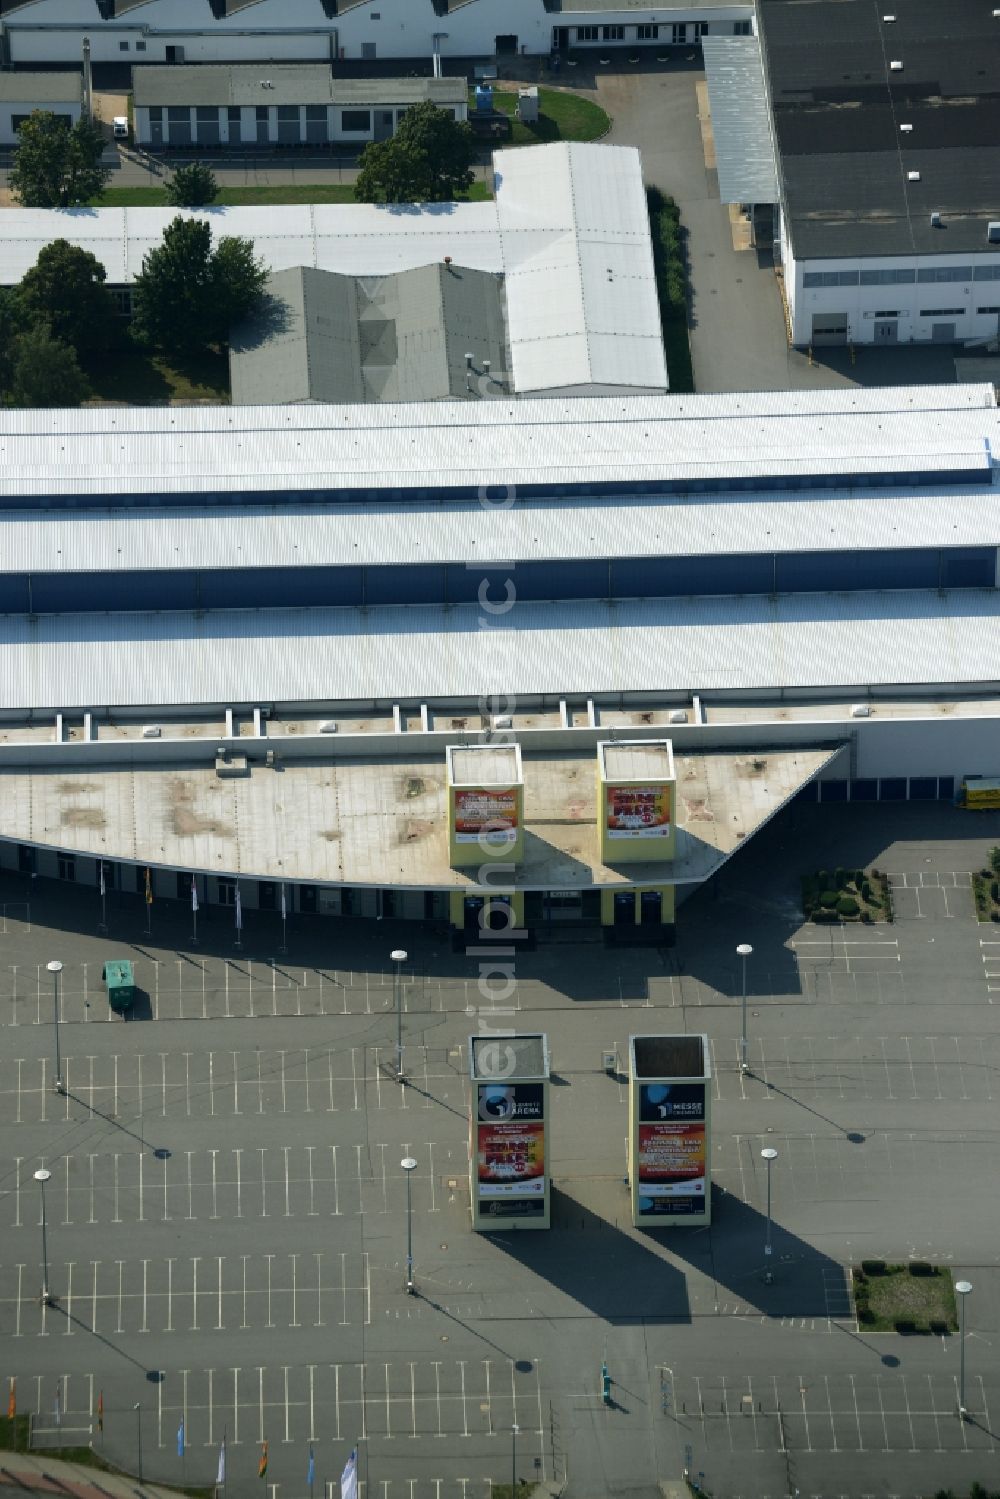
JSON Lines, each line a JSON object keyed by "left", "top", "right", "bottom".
{"left": 702, "top": 36, "right": 779, "bottom": 205}
{"left": 0, "top": 386, "right": 993, "bottom": 499}
{"left": 3, "top": 589, "right": 999, "bottom": 710}
{"left": 3, "top": 483, "right": 1000, "bottom": 572}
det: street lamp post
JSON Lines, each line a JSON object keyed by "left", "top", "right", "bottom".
{"left": 956, "top": 1279, "right": 972, "bottom": 1419}
{"left": 511, "top": 1422, "right": 519, "bottom": 1498}
{"left": 761, "top": 1147, "right": 778, "bottom": 1284}
{"left": 737, "top": 943, "right": 753, "bottom": 1073}
{"left": 391, "top": 949, "right": 408, "bottom": 1082}
{"left": 47, "top": 960, "right": 65, "bottom": 1094}
{"left": 134, "top": 1402, "right": 143, "bottom": 1483}
{"left": 34, "top": 1167, "right": 52, "bottom": 1304}
{"left": 401, "top": 1156, "right": 417, "bottom": 1293}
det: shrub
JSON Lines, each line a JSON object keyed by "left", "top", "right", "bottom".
{"left": 817, "top": 868, "right": 830, "bottom": 888}
{"left": 834, "top": 866, "right": 847, "bottom": 888}
{"left": 812, "top": 908, "right": 838, "bottom": 923}
{"left": 992, "top": 911, "right": 1000, "bottom": 923}
{"left": 855, "top": 868, "right": 865, "bottom": 885}
{"left": 992, "top": 880, "right": 999, "bottom": 903}
{"left": 861, "top": 1258, "right": 886, "bottom": 1275}
{"left": 860, "top": 878, "right": 871, "bottom": 900}
{"left": 837, "top": 896, "right": 859, "bottom": 917}
{"left": 895, "top": 1318, "right": 916, "bottom": 1334}
{"left": 860, "top": 909, "right": 872, "bottom": 923}
{"left": 872, "top": 867, "right": 881, "bottom": 878}
{"left": 992, "top": 849, "right": 1000, "bottom": 873}
{"left": 857, "top": 1305, "right": 875, "bottom": 1324}
{"left": 819, "top": 889, "right": 840, "bottom": 908}
{"left": 908, "top": 1260, "right": 934, "bottom": 1277}
{"left": 929, "top": 1320, "right": 950, "bottom": 1337}
{"left": 982, "top": 868, "right": 993, "bottom": 880}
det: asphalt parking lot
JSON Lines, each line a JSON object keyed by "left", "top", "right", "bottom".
{"left": 5, "top": 800, "right": 1000, "bottom": 1497}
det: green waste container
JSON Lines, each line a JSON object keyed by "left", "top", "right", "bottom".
{"left": 102, "top": 959, "right": 137, "bottom": 1013}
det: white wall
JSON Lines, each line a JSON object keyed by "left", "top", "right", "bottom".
{"left": 3, "top": 0, "right": 753, "bottom": 64}
{"left": 0, "top": 97, "right": 80, "bottom": 144}
{"left": 791, "top": 252, "right": 1000, "bottom": 348}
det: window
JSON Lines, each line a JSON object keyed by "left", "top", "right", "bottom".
{"left": 341, "top": 110, "right": 371, "bottom": 132}
{"left": 228, "top": 106, "right": 241, "bottom": 122}
{"left": 859, "top": 267, "right": 915, "bottom": 285}
{"left": 733, "top": 19, "right": 752, "bottom": 34}
{"left": 920, "top": 307, "right": 965, "bottom": 316}
{"left": 695, "top": 22, "right": 710, "bottom": 37}
{"left": 119, "top": 40, "right": 129, "bottom": 50}
{"left": 872, "top": 309, "right": 901, "bottom": 318}
{"left": 978, "top": 305, "right": 1000, "bottom": 314}
{"left": 58, "top": 852, "right": 76, "bottom": 882}
{"left": 577, "top": 25, "right": 598, "bottom": 41}
{"left": 916, "top": 265, "right": 972, "bottom": 283}
{"left": 136, "top": 40, "right": 146, "bottom": 50}
{"left": 148, "top": 106, "right": 162, "bottom": 122}
{"left": 256, "top": 106, "right": 268, "bottom": 121}
{"left": 973, "top": 265, "right": 1000, "bottom": 280}
{"left": 217, "top": 878, "right": 236, "bottom": 907}
{"left": 637, "top": 24, "right": 658, "bottom": 39}
{"left": 602, "top": 25, "right": 624, "bottom": 40}
{"left": 803, "top": 269, "right": 860, "bottom": 287}
{"left": 672, "top": 23, "right": 687, "bottom": 43}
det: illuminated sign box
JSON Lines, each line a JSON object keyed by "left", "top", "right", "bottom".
{"left": 628, "top": 1033, "right": 711, "bottom": 1228}
{"left": 447, "top": 742, "right": 524, "bottom": 869}
{"left": 597, "top": 740, "right": 676, "bottom": 866}
{"left": 469, "top": 1033, "right": 550, "bottom": 1231}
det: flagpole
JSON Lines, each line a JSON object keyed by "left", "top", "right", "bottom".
{"left": 279, "top": 883, "right": 287, "bottom": 956}
{"left": 98, "top": 865, "right": 107, "bottom": 935}
{"left": 191, "top": 876, "right": 199, "bottom": 946}
{"left": 144, "top": 868, "right": 152, "bottom": 938}
{"left": 234, "top": 883, "right": 243, "bottom": 952}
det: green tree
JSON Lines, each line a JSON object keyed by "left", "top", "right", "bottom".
{"left": 9, "top": 111, "right": 110, "bottom": 207}
{"left": 355, "top": 101, "right": 477, "bottom": 204}
{"left": 131, "top": 215, "right": 268, "bottom": 354}
{"left": 5, "top": 324, "right": 90, "bottom": 407}
{"left": 0, "top": 287, "right": 36, "bottom": 393}
{"left": 166, "top": 162, "right": 220, "bottom": 208}
{"left": 19, "top": 239, "right": 116, "bottom": 354}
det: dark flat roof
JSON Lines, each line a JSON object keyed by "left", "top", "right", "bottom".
{"left": 758, "top": 0, "right": 1000, "bottom": 259}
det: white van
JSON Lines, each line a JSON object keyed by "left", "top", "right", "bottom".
{"left": 112, "top": 116, "right": 129, "bottom": 141}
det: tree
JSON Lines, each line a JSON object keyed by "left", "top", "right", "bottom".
{"left": 0, "top": 287, "right": 35, "bottom": 393}
{"left": 355, "top": 101, "right": 477, "bottom": 204}
{"left": 5, "top": 324, "right": 90, "bottom": 407}
{"left": 166, "top": 162, "right": 220, "bottom": 208}
{"left": 131, "top": 215, "right": 268, "bottom": 354}
{"left": 19, "top": 239, "right": 116, "bottom": 354}
{"left": 9, "top": 111, "right": 110, "bottom": 208}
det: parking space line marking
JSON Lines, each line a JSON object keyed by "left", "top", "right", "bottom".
{"left": 192, "top": 1257, "right": 200, "bottom": 1332}
{"left": 484, "top": 1361, "right": 493, "bottom": 1436}
{"left": 142, "top": 1259, "right": 149, "bottom": 1334}
{"left": 231, "top": 1367, "right": 240, "bottom": 1446}
{"left": 206, "top": 1368, "right": 214, "bottom": 1446}
{"left": 283, "top": 1147, "right": 291, "bottom": 1218}
{"left": 210, "top": 1150, "right": 218, "bottom": 1220}
{"left": 282, "top": 1366, "right": 291, "bottom": 1444}
{"left": 359, "top": 1364, "right": 367, "bottom": 1441}
{"left": 260, "top": 1149, "right": 268, "bottom": 1218}
{"left": 385, "top": 1363, "right": 393, "bottom": 1439}
{"left": 234, "top": 1149, "right": 242, "bottom": 1219}
{"left": 799, "top": 1376, "right": 813, "bottom": 1452}
{"left": 64, "top": 1261, "right": 74, "bottom": 1335}
{"left": 115, "top": 1259, "right": 124, "bottom": 1334}
{"left": 257, "top": 1367, "right": 264, "bottom": 1443}
{"left": 433, "top": 1362, "right": 443, "bottom": 1437}
{"left": 265, "top": 1255, "right": 274, "bottom": 1328}
{"left": 216, "top": 1257, "right": 224, "bottom": 1331}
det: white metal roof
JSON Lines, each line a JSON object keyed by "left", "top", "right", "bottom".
{"left": 0, "top": 385, "right": 993, "bottom": 498}
{"left": 0, "top": 143, "right": 668, "bottom": 395}
{"left": 2, "top": 482, "right": 1000, "bottom": 572}
{"left": 3, "top": 589, "right": 1000, "bottom": 710}
{"left": 701, "top": 37, "right": 779, "bottom": 204}
{"left": 494, "top": 142, "right": 668, "bottom": 392}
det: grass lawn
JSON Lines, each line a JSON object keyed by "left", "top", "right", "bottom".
{"left": 853, "top": 1262, "right": 958, "bottom": 1333}
{"left": 91, "top": 181, "right": 492, "bottom": 207}
{"left": 83, "top": 344, "right": 229, "bottom": 405}
{"left": 472, "top": 85, "right": 610, "bottom": 145}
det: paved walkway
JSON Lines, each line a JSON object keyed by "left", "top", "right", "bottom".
{"left": 0, "top": 1450, "right": 187, "bottom": 1498}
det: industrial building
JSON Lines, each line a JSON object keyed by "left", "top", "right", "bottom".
{"left": 1, "top": 142, "right": 670, "bottom": 400}
{"left": 702, "top": 0, "right": 1000, "bottom": 349}
{"left": 132, "top": 66, "right": 467, "bottom": 149}
{"left": 0, "top": 0, "right": 754, "bottom": 68}
{"left": 0, "top": 382, "right": 997, "bottom": 941}
{"left": 0, "top": 68, "right": 81, "bottom": 141}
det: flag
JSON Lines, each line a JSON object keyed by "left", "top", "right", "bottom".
{"left": 234, "top": 884, "right": 243, "bottom": 932}
{"left": 99, "top": 864, "right": 106, "bottom": 898}
{"left": 216, "top": 1436, "right": 226, "bottom": 1486}
{"left": 258, "top": 1440, "right": 268, "bottom": 1478}
{"left": 176, "top": 1418, "right": 184, "bottom": 1457}
{"left": 53, "top": 1389, "right": 61, "bottom": 1427}
{"left": 280, "top": 883, "right": 287, "bottom": 921}
{"left": 191, "top": 877, "right": 199, "bottom": 914}
{"left": 307, "top": 1444, "right": 315, "bottom": 1488}
{"left": 7, "top": 1378, "right": 15, "bottom": 1421}
{"left": 340, "top": 1446, "right": 357, "bottom": 1499}
{"left": 96, "top": 1390, "right": 103, "bottom": 1433}
{"left": 144, "top": 868, "right": 153, "bottom": 905}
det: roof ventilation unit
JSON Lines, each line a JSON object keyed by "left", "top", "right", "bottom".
{"left": 989, "top": 222, "right": 1000, "bottom": 242}
{"left": 850, "top": 704, "right": 872, "bottom": 719}
{"left": 889, "top": 59, "right": 903, "bottom": 70}
{"left": 931, "top": 211, "right": 942, "bottom": 226}
{"left": 668, "top": 709, "right": 689, "bottom": 724}
{"left": 907, "top": 170, "right": 921, "bottom": 181}
{"left": 319, "top": 720, "right": 339, "bottom": 733}
{"left": 492, "top": 715, "right": 512, "bottom": 730}
{"left": 899, "top": 122, "right": 913, "bottom": 132}
{"left": 142, "top": 724, "right": 161, "bottom": 738}
{"left": 882, "top": 11, "right": 896, "bottom": 18}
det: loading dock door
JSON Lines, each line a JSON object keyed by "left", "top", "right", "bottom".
{"left": 931, "top": 322, "right": 955, "bottom": 342}
{"left": 874, "top": 319, "right": 898, "bottom": 344}
{"left": 810, "top": 312, "right": 848, "bottom": 347}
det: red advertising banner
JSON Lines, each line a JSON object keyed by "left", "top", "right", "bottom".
{"left": 477, "top": 1121, "right": 545, "bottom": 1197}
{"left": 454, "top": 787, "right": 519, "bottom": 845}
{"left": 606, "top": 784, "right": 671, "bottom": 839}
{"left": 637, "top": 1121, "right": 706, "bottom": 1196}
